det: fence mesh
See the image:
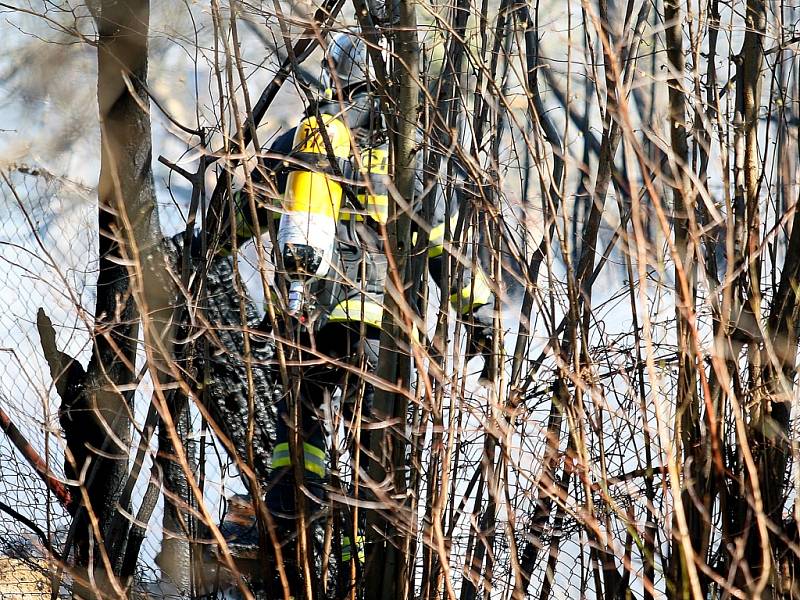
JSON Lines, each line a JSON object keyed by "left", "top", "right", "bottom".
{"left": 0, "top": 157, "right": 627, "bottom": 600}
{"left": 2, "top": 0, "right": 799, "bottom": 597}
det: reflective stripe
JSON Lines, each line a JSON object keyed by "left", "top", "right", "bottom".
{"left": 360, "top": 148, "right": 389, "bottom": 175}
{"left": 450, "top": 267, "right": 493, "bottom": 314}
{"left": 341, "top": 535, "right": 365, "bottom": 563}
{"left": 327, "top": 299, "right": 384, "bottom": 329}
{"left": 363, "top": 192, "right": 389, "bottom": 224}
{"left": 428, "top": 214, "right": 460, "bottom": 258}
{"left": 271, "top": 442, "right": 327, "bottom": 478}
{"left": 271, "top": 443, "right": 291, "bottom": 466}
{"left": 361, "top": 194, "right": 389, "bottom": 207}
{"left": 342, "top": 151, "right": 390, "bottom": 223}
{"left": 341, "top": 193, "right": 389, "bottom": 223}
{"left": 428, "top": 243, "right": 444, "bottom": 259}
{"left": 339, "top": 211, "right": 366, "bottom": 222}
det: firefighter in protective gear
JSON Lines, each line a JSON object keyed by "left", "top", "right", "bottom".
{"left": 231, "top": 30, "right": 496, "bottom": 594}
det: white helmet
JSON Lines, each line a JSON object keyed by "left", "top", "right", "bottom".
{"left": 320, "top": 32, "right": 374, "bottom": 97}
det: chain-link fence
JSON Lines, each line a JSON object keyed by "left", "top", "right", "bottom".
{"left": 0, "top": 165, "right": 255, "bottom": 597}
{"left": 1, "top": 167, "right": 89, "bottom": 593}
{"left": 3, "top": 0, "right": 800, "bottom": 596}
{"left": 0, "top": 147, "right": 626, "bottom": 600}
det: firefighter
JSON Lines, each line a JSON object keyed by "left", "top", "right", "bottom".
{"left": 230, "top": 30, "right": 496, "bottom": 596}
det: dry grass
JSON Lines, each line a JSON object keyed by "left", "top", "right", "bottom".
{"left": 0, "top": 557, "right": 50, "bottom": 599}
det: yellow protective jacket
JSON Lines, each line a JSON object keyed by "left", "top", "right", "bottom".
{"left": 234, "top": 95, "right": 494, "bottom": 333}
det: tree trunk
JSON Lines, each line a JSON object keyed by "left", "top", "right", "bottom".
{"left": 365, "top": 4, "right": 420, "bottom": 599}
{"left": 61, "top": 0, "right": 162, "bottom": 594}
{"left": 663, "top": 0, "right": 705, "bottom": 596}
{"left": 156, "top": 392, "right": 196, "bottom": 594}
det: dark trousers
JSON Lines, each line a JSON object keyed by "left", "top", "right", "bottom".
{"left": 263, "top": 322, "right": 379, "bottom": 595}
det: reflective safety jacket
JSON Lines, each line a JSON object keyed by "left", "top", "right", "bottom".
{"left": 234, "top": 93, "right": 494, "bottom": 333}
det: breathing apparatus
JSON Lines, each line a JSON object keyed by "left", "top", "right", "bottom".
{"left": 278, "top": 114, "right": 351, "bottom": 319}
{"left": 277, "top": 31, "right": 384, "bottom": 321}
